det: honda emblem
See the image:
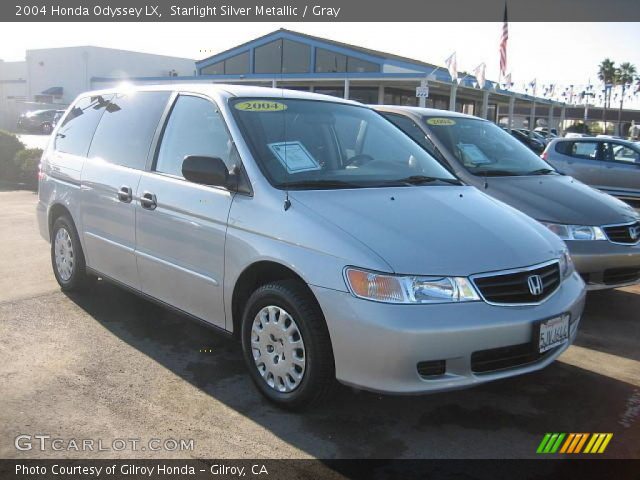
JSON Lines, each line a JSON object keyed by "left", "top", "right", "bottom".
{"left": 527, "top": 275, "right": 544, "bottom": 296}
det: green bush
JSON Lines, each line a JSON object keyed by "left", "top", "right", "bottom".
{"left": 14, "top": 148, "right": 43, "bottom": 188}
{"left": 0, "top": 130, "right": 25, "bottom": 182}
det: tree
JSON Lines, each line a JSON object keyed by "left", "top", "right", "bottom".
{"left": 597, "top": 58, "right": 616, "bottom": 133}
{"left": 615, "top": 62, "right": 637, "bottom": 135}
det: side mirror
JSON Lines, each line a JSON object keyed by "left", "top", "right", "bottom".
{"left": 182, "top": 155, "right": 229, "bottom": 187}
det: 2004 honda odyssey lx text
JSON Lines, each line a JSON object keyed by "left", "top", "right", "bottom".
{"left": 37, "top": 85, "right": 586, "bottom": 409}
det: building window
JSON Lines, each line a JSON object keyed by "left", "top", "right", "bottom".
{"left": 315, "top": 48, "right": 347, "bottom": 73}
{"left": 348, "top": 87, "right": 378, "bottom": 104}
{"left": 201, "top": 52, "right": 249, "bottom": 75}
{"left": 347, "top": 57, "right": 379, "bottom": 73}
{"left": 314, "top": 86, "right": 345, "bottom": 98}
{"left": 254, "top": 39, "right": 311, "bottom": 74}
{"left": 224, "top": 51, "right": 250, "bottom": 75}
{"left": 384, "top": 88, "right": 418, "bottom": 106}
{"left": 254, "top": 40, "right": 282, "bottom": 74}
{"left": 201, "top": 61, "right": 224, "bottom": 75}
{"left": 282, "top": 39, "right": 310, "bottom": 73}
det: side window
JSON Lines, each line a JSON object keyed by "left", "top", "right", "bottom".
{"left": 383, "top": 113, "right": 437, "bottom": 156}
{"left": 612, "top": 144, "right": 640, "bottom": 163}
{"left": 570, "top": 141, "right": 599, "bottom": 160}
{"left": 155, "top": 95, "right": 235, "bottom": 178}
{"left": 55, "top": 95, "right": 113, "bottom": 156}
{"left": 88, "top": 91, "right": 170, "bottom": 170}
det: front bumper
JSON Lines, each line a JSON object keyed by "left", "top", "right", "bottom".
{"left": 566, "top": 240, "right": 640, "bottom": 289}
{"left": 311, "top": 272, "right": 585, "bottom": 394}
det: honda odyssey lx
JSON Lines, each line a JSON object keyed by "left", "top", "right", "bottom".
{"left": 37, "top": 85, "right": 585, "bottom": 408}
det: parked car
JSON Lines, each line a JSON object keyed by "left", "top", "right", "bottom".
{"left": 17, "top": 109, "right": 64, "bottom": 134}
{"left": 543, "top": 137, "right": 640, "bottom": 203}
{"left": 38, "top": 85, "right": 585, "bottom": 408}
{"left": 374, "top": 106, "right": 640, "bottom": 290}
{"left": 516, "top": 128, "right": 549, "bottom": 146}
{"left": 535, "top": 127, "right": 558, "bottom": 136}
{"left": 505, "top": 127, "right": 545, "bottom": 153}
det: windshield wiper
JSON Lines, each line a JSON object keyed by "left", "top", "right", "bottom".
{"left": 473, "top": 169, "right": 518, "bottom": 177}
{"left": 386, "top": 175, "right": 462, "bottom": 186}
{"left": 526, "top": 168, "right": 557, "bottom": 175}
{"left": 278, "top": 179, "right": 363, "bottom": 189}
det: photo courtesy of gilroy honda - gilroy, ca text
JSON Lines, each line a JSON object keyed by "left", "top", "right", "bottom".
{"left": 0, "top": 0, "right": 639, "bottom": 479}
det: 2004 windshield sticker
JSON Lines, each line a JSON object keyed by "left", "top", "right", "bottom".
{"left": 235, "top": 100, "right": 288, "bottom": 112}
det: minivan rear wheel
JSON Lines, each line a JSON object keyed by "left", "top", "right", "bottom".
{"left": 51, "top": 215, "right": 94, "bottom": 292}
{"left": 241, "top": 280, "right": 335, "bottom": 410}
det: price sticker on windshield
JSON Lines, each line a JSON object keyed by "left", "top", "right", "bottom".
{"left": 235, "top": 100, "right": 288, "bottom": 112}
{"left": 426, "top": 118, "right": 456, "bottom": 126}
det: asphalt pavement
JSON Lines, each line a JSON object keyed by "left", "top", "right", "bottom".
{"left": 0, "top": 190, "right": 638, "bottom": 460}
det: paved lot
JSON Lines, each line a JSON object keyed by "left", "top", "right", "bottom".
{"left": 0, "top": 190, "right": 638, "bottom": 460}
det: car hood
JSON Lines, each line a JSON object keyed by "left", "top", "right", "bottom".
{"left": 469, "top": 174, "right": 639, "bottom": 226}
{"left": 290, "top": 186, "right": 564, "bottom": 276}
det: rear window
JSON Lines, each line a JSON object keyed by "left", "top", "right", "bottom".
{"left": 88, "top": 91, "right": 170, "bottom": 170}
{"left": 54, "top": 95, "right": 113, "bottom": 156}
{"left": 553, "top": 141, "right": 571, "bottom": 155}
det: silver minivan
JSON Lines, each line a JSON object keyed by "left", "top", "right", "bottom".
{"left": 375, "top": 106, "right": 640, "bottom": 290}
{"left": 38, "top": 85, "right": 585, "bottom": 409}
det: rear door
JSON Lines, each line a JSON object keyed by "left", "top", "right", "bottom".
{"left": 134, "top": 93, "right": 237, "bottom": 328}
{"left": 598, "top": 141, "right": 640, "bottom": 197}
{"left": 80, "top": 90, "right": 171, "bottom": 289}
{"left": 555, "top": 140, "right": 604, "bottom": 187}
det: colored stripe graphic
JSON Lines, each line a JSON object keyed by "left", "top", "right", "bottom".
{"left": 537, "top": 433, "right": 566, "bottom": 453}
{"left": 542, "top": 433, "right": 614, "bottom": 454}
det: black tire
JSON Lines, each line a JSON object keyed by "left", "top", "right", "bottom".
{"left": 241, "top": 280, "right": 335, "bottom": 410}
{"left": 50, "top": 215, "right": 94, "bottom": 292}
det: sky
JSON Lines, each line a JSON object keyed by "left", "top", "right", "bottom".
{"left": 1, "top": 22, "right": 639, "bottom": 105}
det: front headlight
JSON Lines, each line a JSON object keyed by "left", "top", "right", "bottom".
{"left": 541, "top": 222, "right": 606, "bottom": 241}
{"left": 558, "top": 249, "right": 575, "bottom": 279}
{"left": 344, "top": 267, "right": 480, "bottom": 304}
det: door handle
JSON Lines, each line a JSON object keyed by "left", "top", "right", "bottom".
{"left": 117, "top": 185, "right": 132, "bottom": 203}
{"left": 140, "top": 191, "right": 157, "bottom": 210}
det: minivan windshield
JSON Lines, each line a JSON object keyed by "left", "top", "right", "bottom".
{"left": 230, "top": 98, "right": 459, "bottom": 189}
{"left": 423, "top": 116, "right": 556, "bottom": 176}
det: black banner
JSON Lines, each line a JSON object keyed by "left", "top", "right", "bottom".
{"left": 4, "top": 0, "right": 640, "bottom": 22}
{"left": 2, "top": 459, "right": 640, "bottom": 480}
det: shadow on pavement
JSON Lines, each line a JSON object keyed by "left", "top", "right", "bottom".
{"left": 576, "top": 289, "right": 640, "bottom": 362}
{"left": 64, "top": 281, "right": 640, "bottom": 459}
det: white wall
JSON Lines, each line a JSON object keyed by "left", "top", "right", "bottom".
{"left": 26, "top": 46, "right": 195, "bottom": 103}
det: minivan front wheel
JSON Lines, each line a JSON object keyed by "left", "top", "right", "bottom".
{"left": 241, "top": 280, "right": 335, "bottom": 409}
{"left": 51, "top": 215, "right": 94, "bottom": 291}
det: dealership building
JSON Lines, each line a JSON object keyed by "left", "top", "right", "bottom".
{"left": 2, "top": 29, "right": 639, "bottom": 132}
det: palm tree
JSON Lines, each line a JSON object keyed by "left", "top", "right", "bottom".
{"left": 597, "top": 58, "right": 616, "bottom": 134}
{"left": 615, "top": 62, "right": 637, "bottom": 135}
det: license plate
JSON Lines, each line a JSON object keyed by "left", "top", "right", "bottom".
{"left": 537, "top": 314, "right": 570, "bottom": 353}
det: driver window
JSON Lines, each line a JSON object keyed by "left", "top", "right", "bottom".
{"left": 156, "top": 95, "right": 234, "bottom": 177}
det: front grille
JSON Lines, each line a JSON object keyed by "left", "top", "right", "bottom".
{"left": 472, "top": 262, "right": 560, "bottom": 304}
{"left": 471, "top": 343, "right": 549, "bottom": 373}
{"left": 602, "top": 267, "right": 640, "bottom": 285}
{"left": 603, "top": 222, "right": 640, "bottom": 244}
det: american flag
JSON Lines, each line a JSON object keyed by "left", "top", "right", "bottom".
{"left": 499, "top": 4, "right": 508, "bottom": 79}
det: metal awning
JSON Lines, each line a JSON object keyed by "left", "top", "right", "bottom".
{"left": 41, "top": 86, "right": 63, "bottom": 96}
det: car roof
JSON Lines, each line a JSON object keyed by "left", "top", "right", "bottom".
{"left": 75, "top": 83, "right": 360, "bottom": 106}
{"left": 553, "top": 137, "right": 638, "bottom": 147}
{"left": 371, "top": 105, "right": 483, "bottom": 121}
